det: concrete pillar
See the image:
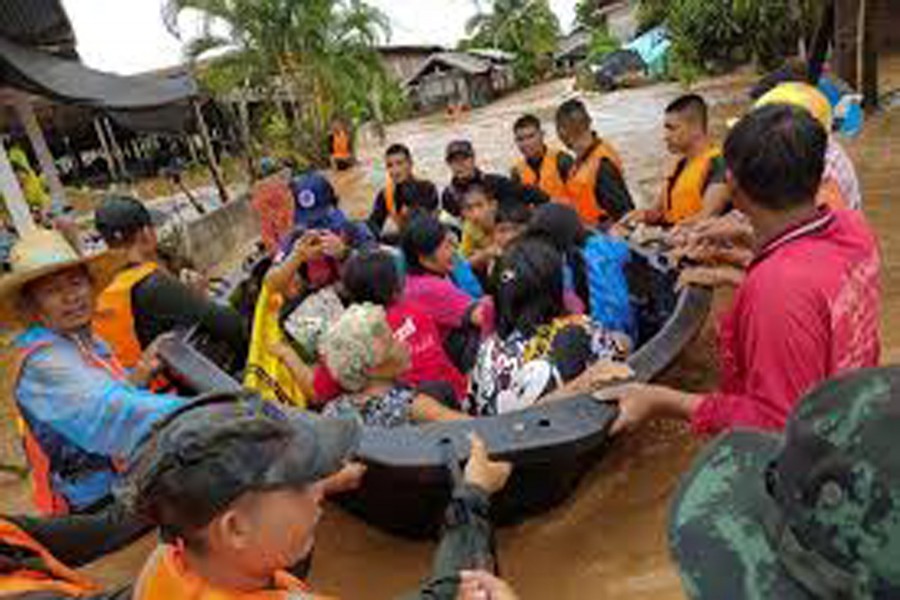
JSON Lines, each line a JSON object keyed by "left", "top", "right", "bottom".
{"left": 0, "top": 138, "right": 35, "bottom": 234}
{"left": 14, "top": 96, "right": 66, "bottom": 214}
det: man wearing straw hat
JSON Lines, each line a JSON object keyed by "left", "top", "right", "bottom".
{"left": 0, "top": 229, "right": 183, "bottom": 515}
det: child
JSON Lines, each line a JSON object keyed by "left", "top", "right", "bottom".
{"left": 319, "top": 304, "right": 468, "bottom": 427}
{"left": 459, "top": 183, "right": 500, "bottom": 273}
{"left": 467, "top": 238, "right": 629, "bottom": 416}
{"left": 493, "top": 202, "right": 532, "bottom": 251}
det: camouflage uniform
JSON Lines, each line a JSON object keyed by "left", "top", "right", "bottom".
{"left": 670, "top": 366, "right": 900, "bottom": 599}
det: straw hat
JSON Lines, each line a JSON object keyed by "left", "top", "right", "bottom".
{"left": 0, "top": 229, "right": 123, "bottom": 326}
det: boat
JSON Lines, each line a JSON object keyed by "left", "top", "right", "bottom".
{"left": 158, "top": 245, "right": 711, "bottom": 539}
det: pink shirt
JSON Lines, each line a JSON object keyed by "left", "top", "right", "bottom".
{"left": 692, "top": 209, "right": 881, "bottom": 435}
{"left": 403, "top": 273, "right": 476, "bottom": 341}
{"left": 313, "top": 298, "right": 468, "bottom": 403}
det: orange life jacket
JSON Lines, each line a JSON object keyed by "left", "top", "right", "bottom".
{"left": 664, "top": 145, "right": 722, "bottom": 224}
{"left": 332, "top": 130, "right": 351, "bottom": 161}
{"left": 93, "top": 262, "right": 158, "bottom": 369}
{"left": 817, "top": 177, "right": 850, "bottom": 211}
{"left": 0, "top": 518, "right": 101, "bottom": 597}
{"left": 133, "top": 545, "right": 334, "bottom": 600}
{"left": 563, "top": 140, "right": 625, "bottom": 226}
{"left": 514, "top": 148, "right": 569, "bottom": 201}
{"left": 1, "top": 338, "right": 127, "bottom": 515}
{"left": 384, "top": 176, "right": 399, "bottom": 223}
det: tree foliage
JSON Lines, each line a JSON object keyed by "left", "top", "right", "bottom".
{"left": 463, "top": 0, "right": 562, "bottom": 83}
{"left": 639, "top": 0, "right": 825, "bottom": 76}
{"left": 163, "top": 0, "right": 399, "bottom": 166}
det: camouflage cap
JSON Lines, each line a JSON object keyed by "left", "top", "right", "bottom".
{"left": 669, "top": 367, "right": 900, "bottom": 599}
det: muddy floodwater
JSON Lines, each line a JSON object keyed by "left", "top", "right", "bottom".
{"left": 2, "top": 68, "right": 899, "bottom": 599}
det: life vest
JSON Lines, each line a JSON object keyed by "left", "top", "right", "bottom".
{"left": 93, "top": 262, "right": 158, "bottom": 369}
{"left": 664, "top": 145, "right": 722, "bottom": 224}
{"left": 384, "top": 176, "right": 401, "bottom": 226}
{"left": 0, "top": 518, "right": 101, "bottom": 597}
{"left": 331, "top": 130, "right": 351, "bottom": 161}
{"left": 515, "top": 148, "right": 569, "bottom": 200}
{"left": 817, "top": 177, "right": 849, "bottom": 211}
{"left": 564, "top": 140, "right": 625, "bottom": 226}
{"left": 1, "top": 335, "right": 126, "bottom": 515}
{"left": 133, "top": 545, "right": 332, "bottom": 600}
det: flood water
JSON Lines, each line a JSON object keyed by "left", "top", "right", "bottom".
{"left": 2, "top": 70, "right": 899, "bottom": 599}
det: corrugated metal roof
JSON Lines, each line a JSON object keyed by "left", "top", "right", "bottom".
{"left": 404, "top": 51, "right": 495, "bottom": 86}
{"left": 0, "top": 0, "right": 76, "bottom": 55}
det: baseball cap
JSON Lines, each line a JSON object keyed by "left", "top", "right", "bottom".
{"left": 669, "top": 367, "right": 900, "bottom": 599}
{"left": 445, "top": 140, "right": 475, "bottom": 162}
{"left": 122, "top": 392, "right": 360, "bottom": 539}
{"left": 94, "top": 196, "right": 166, "bottom": 245}
{"left": 291, "top": 171, "right": 339, "bottom": 228}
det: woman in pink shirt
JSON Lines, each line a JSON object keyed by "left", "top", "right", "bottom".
{"left": 605, "top": 104, "right": 880, "bottom": 436}
{"left": 400, "top": 213, "right": 485, "bottom": 372}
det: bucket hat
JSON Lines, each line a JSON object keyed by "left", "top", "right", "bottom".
{"left": 0, "top": 229, "right": 122, "bottom": 326}
{"left": 670, "top": 367, "right": 900, "bottom": 599}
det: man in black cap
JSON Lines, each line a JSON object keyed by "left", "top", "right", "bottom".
{"left": 93, "top": 196, "right": 248, "bottom": 375}
{"left": 124, "top": 392, "right": 513, "bottom": 599}
{"left": 441, "top": 140, "right": 546, "bottom": 223}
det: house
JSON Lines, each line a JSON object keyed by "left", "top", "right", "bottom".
{"left": 555, "top": 29, "right": 592, "bottom": 73}
{"left": 578, "top": 0, "right": 640, "bottom": 43}
{"left": 403, "top": 50, "right": 515, "bottom": 112}
{"left": 377, "top": 45, "right": 444, "bottom": 83}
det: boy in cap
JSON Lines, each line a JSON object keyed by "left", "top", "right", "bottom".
{"left": 442, "top": 140, "right": 544, "bottom": 223}
{"left": 606, "top": 105, "right": 880, "bottom": 437}
{"left": 93, "top": 195, "right": 248, "bottom": 374}
{"left": 670, "top": 366, "right": 900, "bottom": 599}
{"left": 125, "top": 392, "right": 512, "bottom": 599}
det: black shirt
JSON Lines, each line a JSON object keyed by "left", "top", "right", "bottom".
{"left": 441, "top": 170, "right": 548, "bottom": 218}
{"left": 132, "top": 270, "right": 249, "bottom": 368}
{"left": 367, "top": 178, "right": 440, "bottom": 235}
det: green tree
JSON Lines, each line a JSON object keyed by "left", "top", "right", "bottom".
{"left": 163, "top": 0, "right": 395, "bottom": 166}
{"left": 463, "top": 0, "right": 562, "bottom": 83}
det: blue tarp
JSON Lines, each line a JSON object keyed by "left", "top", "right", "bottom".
{"left": 624, "top": 26, "right": 671, "bottom": 78}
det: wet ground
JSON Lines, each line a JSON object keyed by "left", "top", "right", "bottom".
{"left": 2, "top": 68, "right": 899, "bottom": 598}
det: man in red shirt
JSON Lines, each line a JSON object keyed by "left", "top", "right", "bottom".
{"left": 608, "top": 104, "right": 881, "bottom": 436}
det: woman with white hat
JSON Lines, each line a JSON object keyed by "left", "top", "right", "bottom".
{"left": 0, "top": 230, "right": 182, "bottom": 515}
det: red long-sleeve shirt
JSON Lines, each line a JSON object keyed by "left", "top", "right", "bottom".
{"left": 692, "top": 209, "right": 881, "bottom": 435}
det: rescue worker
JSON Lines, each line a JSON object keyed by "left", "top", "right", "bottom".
{"left": 329, "top": 118, "right": 355, "bottom": 171}
{"left": 93, "top": 196, "right": 248, "bottom": 374}
{"left": 604, "top": 105, "right": 880, "bottom": 438}
{"left": 628, "top": 94, "right": 729, "bottom": 226}
{"left": 510, "top": 114, "right": 573, "bottom": 202}
{"left": 124, "top": 391, "right": 514, "bottom": 599}
{"left": 367, "top": 143, "right": 440, "bottom": 239}
{"left": 0, "top": 229, "right": 183, "bottom": 514}
{"left": 442, "top": 140, "right": 545, "bottom": 226}
{"left": 555, "top": 99, "right": 634, "bottom": 227}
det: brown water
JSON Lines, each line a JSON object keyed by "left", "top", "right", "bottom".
{"left": 2, "top": 70, "right": 899, "bottom": 599}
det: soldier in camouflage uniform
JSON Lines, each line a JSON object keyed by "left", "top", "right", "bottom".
{"left": 670, "top": 366, "right": 900, "bottom": 599}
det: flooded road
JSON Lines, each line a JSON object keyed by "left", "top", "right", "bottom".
{"left": 2, "top": 71, "right": 898, "bottom": 599}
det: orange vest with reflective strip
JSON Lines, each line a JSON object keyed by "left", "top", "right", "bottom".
{"left": 133, "top": 545, "right": 333, "bottom": 600}
{"left": 332, "top": 130, "right": 351, "bottom": 160}
{"left": 384, "top": 176, "right": 398, "bottom": 222}
{"left": 0, "top": 518, "right": 101, "bottom": 596}
{"left": 664, "top": 145, "right": 722, "bottom": 224}
{"left": 94, "top": 262, "right": 158, "bottom": 369}
{"left": 1, "top": 338, "right": 126, "bottom": 515}
{"left": 515, "top": 148, "right": 569, "bottom": 201}
{"left": 564, "top": 141, "right": 624, "bottom": 226}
